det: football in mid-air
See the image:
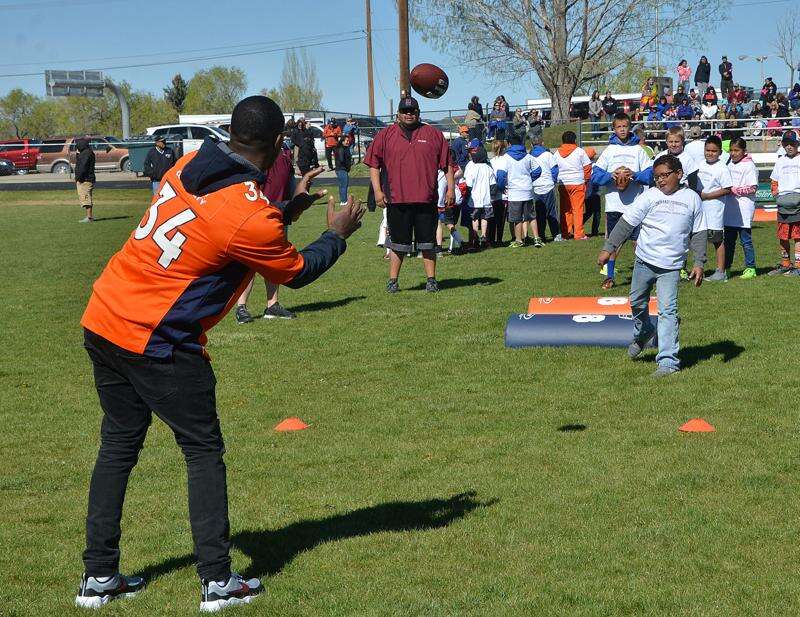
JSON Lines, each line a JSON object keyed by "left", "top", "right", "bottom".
{"left": 409, "top": 63, "right": 449, "bottom": 99}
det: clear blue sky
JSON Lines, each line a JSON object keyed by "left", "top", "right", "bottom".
{"left": 0, "top": 0, "right": 795, "bottom": 115}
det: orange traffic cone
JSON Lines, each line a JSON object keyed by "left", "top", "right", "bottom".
{"left": 274, "top": 417, "right": 309, "bottom": 432}
{"left": 678, "top": 418, "right": 715, "bottom": 433}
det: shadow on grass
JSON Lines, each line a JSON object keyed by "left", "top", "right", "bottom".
{"left": 91, "top": 215, "right": 132, "bottom": 222}
{"left": 408, "top": 276, "right": 502, "bottom": 291}
{"left": 289, "top": 295, "right": 366, "bottom": 314}
{"left": 679, "top": 340, "right": 745, "bottom": 370}
{"left": 134, "top": 491, "right": 495, "bottom": 582}
{"left": 557, "top": 424, "right": 587, "bottom": 432}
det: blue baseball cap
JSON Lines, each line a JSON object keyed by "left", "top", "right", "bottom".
{"left": 467, "top": 138, "right": 481, "bottom": 149}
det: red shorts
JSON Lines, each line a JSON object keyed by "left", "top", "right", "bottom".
{"left": 777, "top": 222, "right": 800, "bottom": 241}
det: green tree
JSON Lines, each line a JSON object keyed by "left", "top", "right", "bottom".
{"left": 164, "top": 73, "right": 188, "bottom": 113}
{"left": 262, "top": 49, "right": 323, "bottom": 112}
{"left": 183, "top": 66, "right": 247, "bottom": 114}
{"left": 0, "top": 89, "right": 38, "bottom": 137}
{"left": 23, "top": 99, "right": 66, "bottom": 138}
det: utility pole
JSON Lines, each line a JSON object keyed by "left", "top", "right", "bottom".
{"left": 655, "top": 3, "right": 661, "bottom": 77}
{"left": 398, "top": 0, "right": 410, "bottom": 97}
{"left": 365, "top": 0, "right": 375, "bottom": 116}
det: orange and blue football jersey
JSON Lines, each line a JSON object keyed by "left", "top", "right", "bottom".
{"left": 82, "top": 139, "right": 346, "bottom": 358}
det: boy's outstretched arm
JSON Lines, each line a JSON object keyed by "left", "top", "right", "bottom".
{"left": 687, "top": 231, "right": 707, "bottom": 287}
{"left": 597, "top": 217, "right": 634, "bottom": 265}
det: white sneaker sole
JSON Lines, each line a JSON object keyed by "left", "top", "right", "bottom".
{"left": 75, "top": 590, "right": 140, "bottom": 608}
{"left": 200, "top": 595, "right": 256, "bottom": 612}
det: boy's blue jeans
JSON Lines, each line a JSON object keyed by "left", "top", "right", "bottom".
{"left": 630, "top": 258, "right": 680, "bottom": 371}
{"left": 723, "top": 226, "right": 755, "bottom": 269}
{"left": 335, "top": 170, "right": 349, "bottom": 203}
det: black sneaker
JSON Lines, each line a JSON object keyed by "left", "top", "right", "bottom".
{"left": 386, "top": 278, "right": 400, "bottom": 293}
{"left": 263, "top": 303, "right": 296, "bottom": 319}
{"left": 200, "top": 572, "right": 264, "bottom": 613}
{"left": 75, "top": 573, "right": 145, "bottom": 608}
{"left": 425, "top": 278, "right": 440, "bottom": 293}
{"left": 234, "top": 305, "right": 253, "bottom": 325}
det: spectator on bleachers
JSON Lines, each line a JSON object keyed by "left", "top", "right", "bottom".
{"left": 719, "top": 55, "right": 734, "bottom": 98}
{"left": 761, "top": 77, "right": 777, "bottom": 106}
{"left": 526, "top": 110, "right": 544, "bottom": 144}
{"left": 703, "top": 86, "right": 719, "bottom": 106}
{"left": 641, "top": 77, "right": 657, "bottom": 109}
{"left": 488, "top": 101, "right": 506, "bottom": 140}
{"left": 677, "top": 99, "right": 694, "bottom": 120}
{"left": 695, "top": 56, "right": 711, "bottom": 94}
{"left": 677, "top": 59, "right": 692, "bottom": 92}
{"left": 468, "top": 96, "right": 484, "bottom": 120}
{"left": 602, "top": 91, "right": 618, "bottom": 117}
{"left": 789, "top": 84, "right": 800, "bottom": 111}
{"left": 674, "top": 85, "right": 689, "bottom": 106}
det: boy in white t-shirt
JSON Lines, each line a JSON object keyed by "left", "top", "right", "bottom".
{"left": 463, "top": 146, "right": 496, "bottom": 249}
{"left": 598, "top": 155, "right": 707, "bottom": 377}
{"left": 592, "top": 112, "right": 653, "bottom": 289}
{"left": 655, "top": 127, "right": 699, "bottom": 183}
{"left": 436, "top": 165, "right": 465, "bottom": 254}
{"left": 555, "top": 130, "right": 592, "bottom": 240}
{"left": 692, "top": 135, "right": 733, "bottom": 281}
{"left": 723, "top": 137, "right": 759, "bottom": 279}
{"left": 768, "top": 131, "right": 800, "bottom": 275}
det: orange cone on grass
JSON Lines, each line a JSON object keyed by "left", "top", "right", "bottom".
{"left": 274, "top": 417, "right": 309, "bottom": 432}
{"left": 679, "top": 418, "right": 715, "bottom": 433}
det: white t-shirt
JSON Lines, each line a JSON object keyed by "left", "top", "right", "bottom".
{"left": 555, "top": 146, "right": 591, "bottom": 185}
{"left": 696, "top": 159, "right": 733, "bottom": 230}
{"left": 532, "top": 149, "right": 557, "bottom": 195}
{"left": 594, "top": 143, "right": 652, "bottom": 213}
{"left": 770, "top": 153, "right": 800, "bottom": 195}
{"left": 463, "top": 161, "right": 495, "bottom": 208}
{"left": 437, "top": 170, "right": 447, "bottom": 208}
{"left": 494, "top": 152, "right": 540, "bottom": 202}
{"left": 623, "top": 186, "right": 707, "bottom": 270}
{"left": 724, "top": 158, "right": 758, "bottom": 227}
{"left": 654, "top": 148, "right": 698, "bottom": 184}
{"left": 490, "top": 157, "right": 507, "bottom": 200}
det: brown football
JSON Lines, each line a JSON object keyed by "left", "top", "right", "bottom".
{"left": 410, "top": 63, "right": 449, "bottom": 99}
{"left": 614, "top": 168, "right": 632, "bottom": 191}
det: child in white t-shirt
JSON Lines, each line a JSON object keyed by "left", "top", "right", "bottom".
{"left": 655, "top": 126, "right": 698, "bottom": 183}
{"left": 768, "top": 131, "right": 800, "bottom": 275}
{"left": 463, "top": 147, "right": 496, "bottom": 248}
{"left": 436, "top": 166, "right": 465, "bottom": 254}
{"left": 598, "top": 154, "right": 707, "bottom": 377}
{"left": 723, "top": 137, "right": 758, "bottom": 279}
{"left": 692, "top": 135, "right": 732, "bottom": 281}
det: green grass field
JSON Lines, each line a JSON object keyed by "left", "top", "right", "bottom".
{"left": 1, "top": 187, "right": 797, "bottom": 616}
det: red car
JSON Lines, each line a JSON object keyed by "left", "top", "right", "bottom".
{"left": 0, "top": 139, "right": 39, "bottom": 173}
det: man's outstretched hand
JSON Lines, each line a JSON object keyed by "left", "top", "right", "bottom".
{"left": 285, "top": 167, "right": 327, "bottom": 222}
{"left": 688, "top": 266, "right": 704, "bottom": 287}
{"left": 327, "top": 195, "right": 365, "bottom": 239}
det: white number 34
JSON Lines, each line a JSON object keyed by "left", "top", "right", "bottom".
{"left": 134, "top": 182, "right": 196, "bottom": 268}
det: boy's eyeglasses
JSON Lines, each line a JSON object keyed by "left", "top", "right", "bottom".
{"left": 654, "top": 170, "right": 678, "bottom": 181}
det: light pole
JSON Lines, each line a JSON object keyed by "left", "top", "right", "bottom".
{"left": 738, "top": 54, "right": 769, "bottom": 85}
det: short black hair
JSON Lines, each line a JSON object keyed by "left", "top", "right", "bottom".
{"left": 229, "top": 96, "right": 285, "bottom": 149}
{"left": 612, "top": 112, "right": 630, "bottom": 125}
{"left": 561, "top": 131, "right": 576, "bottom": 144}
{"left": 730, "top": 136, "right": 748, "bottom": 150}
{"left": 705, "top": 135, "right": 722, "bottom": 148}
{"left": 653, "top": 154, "right": 682, "bottom": 174}
{"left": 508, "top": 132, "right": 523, "bottom": 145}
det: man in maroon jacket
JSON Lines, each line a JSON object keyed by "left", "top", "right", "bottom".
{"left": 234, "top": 144, "right": 323, "bottom": 322}
{"left": 365, "top": 97, "right": 454, "bottom": 293}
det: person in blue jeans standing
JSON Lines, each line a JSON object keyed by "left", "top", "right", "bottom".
{"left": 333, "top": 136, "right": 352, "bottom": 205}
{"left": 598, "top": 155, "right": 708, "bottom": 377}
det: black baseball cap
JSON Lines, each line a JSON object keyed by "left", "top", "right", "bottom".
{"left": 154, "top": 135, "right": 166, "bottom": 143}
{"left": 782, "top": 131, "right": 799, "bottom": 146}
{"left": 398, "top": 96, "right": 420, "bottom": 112}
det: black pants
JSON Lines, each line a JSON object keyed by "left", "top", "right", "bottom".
{"left": 487, "top": 200, "right": 506, "bottom": 245}
{"left": 584, "top": 193, "right": 601, "bottom": 236}
{"left": 325, "top": 146, "right": 335, "bottom": 169}
{"left": 82, "top": 329, "right": 231, "bottom": 581}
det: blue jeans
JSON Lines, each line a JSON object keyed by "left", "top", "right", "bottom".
{"left": 534, "top": 190, "right": 559, "bottom": 240}
{"left": 335, "top": 170, "right": 349, "bottom": 203}
{"left": 630, "top": 258, "right": 680, "bottom": 371}
{"left": 724, "top": 226, "right": 755, "bottom": 269}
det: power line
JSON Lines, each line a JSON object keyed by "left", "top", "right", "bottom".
{"left": 0, "top": 30, "right": 365, "bottom": 69}
{"left": 0, "top": 36, "right": 365, "bottom": 78}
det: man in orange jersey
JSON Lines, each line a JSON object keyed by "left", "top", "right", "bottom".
{"left": 75, "top": 96, "right": 364, "bottom": 613}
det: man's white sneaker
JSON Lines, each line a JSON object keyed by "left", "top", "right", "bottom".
{"left": 200, "top": 572, "right": 264, "bottom": 612}
{"left": 75, "top": 573, "right": 145, "bottom": 608}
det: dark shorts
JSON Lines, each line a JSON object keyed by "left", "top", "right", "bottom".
{"left": 707, "top": 229, "right": 724, "bottom": 244}
{"left": 438, "top": 207, "right": 459, "bottom": 225}
{"left": 386, "top": 203, "right": 438, "bottom": 252}
{"left": 606, "top": 211, "right": 640, "bottom": 241}
{"left": 470, "top": 206, "right": 494, "bottom": 221}
{"left": 507, "top": 200, "right": 534, "bottom": 223}
{"left": 777, "top": 222, "right": 800, "bottom": 241}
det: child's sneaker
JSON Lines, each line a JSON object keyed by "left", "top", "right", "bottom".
{"left": 234, "top": 305, "right": 253, "bottom": 325}
{"left": 509, "top": 240, "right": 524, "bottom": 248}
{"left": 386, "top": 279, "right": 399, "bottom": 293}
{"left": 652, "top": 366, "right": 679, "bottom": 378}
{"left": 768, "top": 263, "right": 793, "bottom": 275}
{"left": 263, "top": 303, "right": 296, "bottom": 320}
{"left": 75, "top": 573, "right": 145, "bottom": 608}
{"left": 599, "top": 263, "right": 608, "bottom": 276}
{"left": 628, "top": 332, "right": 656, "bottom": 359}
{"left": 200, "top": 573, "right": 264, "bottom": 613}
{"left": 425, "top": 277, "right": 440, "bottom": 293}
{"left": 533, "top": 237, "right": 543, "bottom": 248}
{"left": 601, "top": 277, "right": 615, "bottom": 290}
{"left": 740, "top": 267, "right": 757, "bottom": 279}
{"left": 705, "top": 270, "right": 728, "bottom": 282}
{"left": 784, "top": 268, "right": 800, "bottom": 277}
{"left": 553, "top": 234, "right": 564, "bottom": 242}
